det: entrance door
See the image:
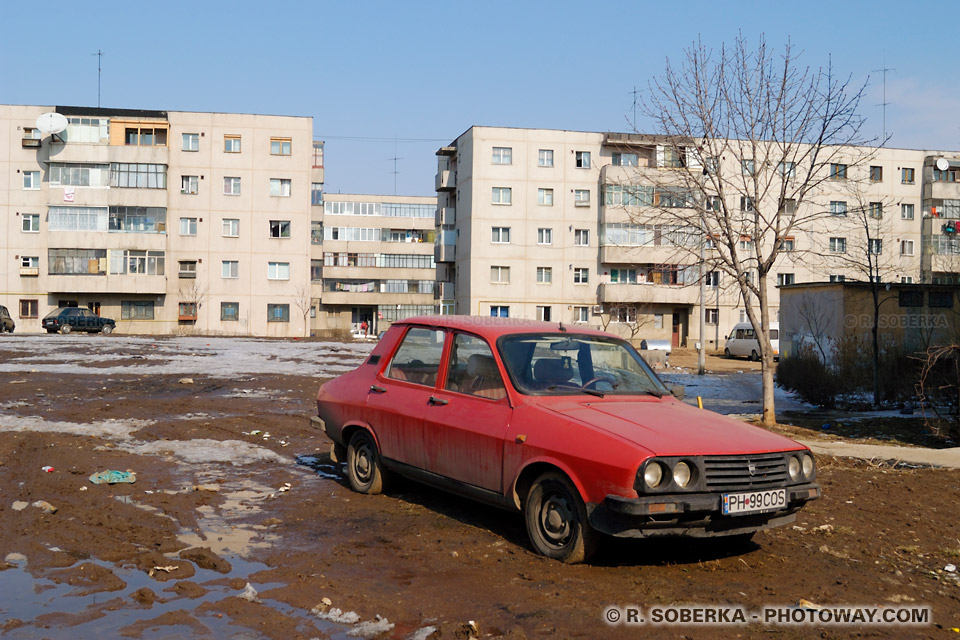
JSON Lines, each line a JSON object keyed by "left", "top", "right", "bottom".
{"left": 672, "top": 314, "right": 681, "bottom": 348}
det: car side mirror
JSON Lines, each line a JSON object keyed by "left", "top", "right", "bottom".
{"left": 670, "top": 385, "right": 685, "bottom": 401}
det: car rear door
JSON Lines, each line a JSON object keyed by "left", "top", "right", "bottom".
{"left": 419, "top": 332, "right": 512, "bottom": 492}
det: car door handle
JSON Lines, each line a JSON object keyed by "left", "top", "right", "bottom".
{"left": 428, "top": 396, "right": 448, "bottom": 406}
{"left": 369, "top": 385, "right": 386, "bottom": 393}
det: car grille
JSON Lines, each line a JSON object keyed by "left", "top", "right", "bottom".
{"left": 702, "top": 453, "right": 788, "bottom": 491}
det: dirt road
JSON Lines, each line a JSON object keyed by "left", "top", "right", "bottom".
{"left": 0, "top": 335, "right": 957, "bottom": 639}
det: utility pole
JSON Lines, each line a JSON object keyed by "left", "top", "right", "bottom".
{"left": 92, "top": 49, "right": 104, "bottom": 108}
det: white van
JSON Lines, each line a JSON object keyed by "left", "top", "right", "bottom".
{"left": 724, "top": 322, "right": 779, "bottom": 361}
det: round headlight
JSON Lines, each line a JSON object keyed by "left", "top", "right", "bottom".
{"left": 788, "top": 456, "right": 801, "bottom": 481}
{"left": 802, "top": 454, "right": 815, "bottom": 479}
{"left": 673, "top": 461, "right": 692, "bottom": 488}
{"left": 644, "top": 462, "right": 664, "bottom": 489}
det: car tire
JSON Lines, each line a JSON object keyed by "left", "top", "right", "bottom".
{"left": 101, "top": 325, "right": 113, "bottom": 335}
{"left": 346, "top": 430, "right": 389, "bottom": 495}
{"left": 750, "top": 350, "right": 759, "bottom": 362}
{"left": 46, "top": 329, "right": 56, "bottom": 334}
{"left": 60, "top": 324, "right": 72, "bottom": 334}
{"left": 724, "top": 348, "right": 731, "bottom": 358}
{"left": 524, "top": 471, "right": 596, "bottom": 564}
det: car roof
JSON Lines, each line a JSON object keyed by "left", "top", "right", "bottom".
{"left": 394, "top": 315, "right": 615, "bottom": 340}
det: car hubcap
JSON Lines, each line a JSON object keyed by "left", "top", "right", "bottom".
{"left": 354, "top": 445, "right": 372, "bottom": 482}
{"left": 540, "top": 493, "right": 573, "bottom": 547}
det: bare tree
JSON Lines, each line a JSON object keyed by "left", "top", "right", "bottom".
{"left": 597, "top": 303, "right": 654, "bottom": 342}
{"left": 794, "top": 292, "right": 835, "bottom": 362}
{"left": 637, "top": 34, "right": 873, "bottom": 425}
{"left": 177, "top": 281, "right": 207, "bottom": 334}
{"left": 294, "top": 285, "right": 314, "bottom": 338}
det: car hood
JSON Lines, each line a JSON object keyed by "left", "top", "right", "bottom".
{"left": 537, "top": 396, "right": 804, "bottom": 456}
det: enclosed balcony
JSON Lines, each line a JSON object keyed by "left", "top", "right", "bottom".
{"left": 434, "top": 281, "right": 455, "bottom": 300}
{"left": 435, "top": 169, "right": 455, "bottom": 192}
{"left": 435, "top": 206, "right": 456, "bottom": 226}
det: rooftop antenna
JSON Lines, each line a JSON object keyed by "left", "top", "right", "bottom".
{"left": 92, "top": 49, "right": 104, "bottom": 107}
{"left": 872, "top": 54, "right": 895, "bottom": 144}
{"left": 389, "top": 137, "right": 402, "bottom": 196}
{"left": 628, "top": 86, "right": 640, "bottom": 131}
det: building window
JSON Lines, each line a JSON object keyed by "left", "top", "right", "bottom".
{"left": 121, "top": 301, "right": 155, "bottom": 320}
{"left": 899, "top": 290, "right": 923, "bottom": 307}
{"left": 21, "top": 256, "right": 39, "bottom": 269}
{"left": 612, "top": 153, "right": 639, "bottom": 167}
{"left": 782, "top": 236, "right": 796, "bottom": 251}
{"left": 830, "top": 163, "right": 847, "bottom": 179}
{"left": 220, "top": 218, "right": 239, "bottom": 238}
{"left": 110, "top": 163, "right": 167, "bottom": 189}
{"left": 575, "top": 306, "right": 589, "bottom": 323}
{"left": 311, "top": 259, "right": 323, "bottom": 282}
{"left": 901, "top": 240, "right": 914, "bottom": 256}
{"left": 224, "top": 135, "right": 241, "bottom": 153}
{"left": 270, "top": 178, "right": 292, "bottom": 197}
{"left": 19, "top": 299, "right": 38, "bottom": 318}
{"left": 574, "top": 229, "right": 590, "bottom": 246}
{"left": 181, "top": 175, "right": 198, "bottom": 195}
{"left": 49, "top": 163, "right": 110, "bottom": 187}
{"left": 742, "top": 159, "right": 755, "bottom": 176}
{"left": 778, "top": 161, "right": 796, "bottom": 178}
{"left": 23, "top": 171, "right": 40, "bottom": 190}
{"left": 125, "top": 126, "right": 167, "bottom": 146}
{"left": 777, "top": 273, "right": 795, "bottom": 286}
{"left": 739, "top": 236, "right": 754, "bottom": 251}
{"left": 573, "top": 268, "right": 589, "bottom": 284}
{"left": 178, "top": 302, "right": 197, "bottom": 321}
{"left": 829, "top": 237, "right": 846, "bottom": 253}
{"left": 224, "top": 176, "right": 241, "bottom": 195}
{"left": 537, "top": 228, "right": 553, "bottom": 245}
{"left": 575, "top": 151, "right": 591, "bottom": 168}
{"left": 574, "top": 189, "right": 590, "bottom": 207}
{"left": 490, "top": 305, "right": 510, "bottom": 318}
{"left": 706, "top": 308, "right": 719, "bottom": 325}
{"left": 490, "top": 265, "right": 510, "bottom": 283}
{"left": 704, "top": 195, "right": 722, "bottom": 212}
{"left": 492, "top": 147, "right": 512, "bottom": 165}
{"left": 22, "top": 213, "right": 40, "bottom": 232}
{"left": 270, "top": 137, "right": 292, "bottom": 155}
{"left": 492, "top": 187, "right": 512, "bottom": 205}
{"left": 869, "top": 239, "right": 883, "bottom": 255}
{"left": 869, "top": 165, "right": 883, "bottom": 182}
{"left": 221, "top": 302, "right": 239, "bottom": 321}
{"left": 222, "top": 260, "right": 239, "bottom": 279}
{"left": 830, "top": 201, "right": 847, "bottom": 216}
{"left": 901, "top": 203, "right": 915, "bottom": 220}
{"left": 178, "top": 260, "right": 197, "bottom": 278}
{"left": 182, "top": 133, "right": 199, "bottom": 152}
{"left": 869, "top": 202, "right": 883, "bottom": 219}
{"left": 536, "top": 267, "right": 552, "bottom": 283}
{"left": 705, "top": 271, "right": 720, "bottom": 287}
{"left": 267, "top": 303, "right": 290, "bottom": 322}
{"left": 491, "top": 226, "right": 511, "bottom": 244}
{"left": 269, "top": 220, "right": 291, "bottom": 238}
{"left": 829, "top": 275, "right": 846, "bottom": 283}
{"left": 901, "top": 276, "right": 914, "bottom": 284}
{"left": 780, "top": 199, "right": 796, "bottom": 216}
{"left": 536, "top": 305, "right": 552, "bottom": 322}
{"left": 538, "top": 188, "right": 554, "bottom": 206}
{"left": 312, "top": 182, "right": 323, "bottom": 206}
{"left": 902, "top": 167, "right": 915, "bottom": 184}
{"left": 538, "top": 149, "right": 554, "bottom": 167}
{"left": 268, "top": 261, "right": 290, "bottom": 280}
{"left": 740, "top": 196, "right": 754, "bottom": 212}
{"left": 179, "top": 217, "right": 198, "bottom": 236}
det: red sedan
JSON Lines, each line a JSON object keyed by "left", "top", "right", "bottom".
{"left": 312, "top": 316, "right": 820, "bottom": 563}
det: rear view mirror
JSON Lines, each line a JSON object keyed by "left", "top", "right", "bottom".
{"left": 670, "top": 385, "right": 686, "bottom": 401}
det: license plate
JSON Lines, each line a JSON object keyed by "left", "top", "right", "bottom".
{"left": 722, "top": 488, "right": 787, "bottom": 515}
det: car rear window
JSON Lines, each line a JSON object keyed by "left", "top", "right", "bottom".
{"left": 386, "top": 327, "right": 445, "bottom": 387}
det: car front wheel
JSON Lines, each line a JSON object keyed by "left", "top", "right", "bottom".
{"left": 524, "top": 471, "right": 596, "bottom": 563}
{"left": 724, "top": 348, "right": 732, "bottom": 358}
{"left": 60, "top": 324, "right": 72, "bottom": 334}
{"left": 101, "top": 325, "right": 113, "bottom": 335}
{"left": 346, "top": 430, "right": 389, "bottom": 495}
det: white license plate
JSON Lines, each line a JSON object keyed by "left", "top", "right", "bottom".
{"left": 722, "top": 488, "right": 787, "bottom": 515}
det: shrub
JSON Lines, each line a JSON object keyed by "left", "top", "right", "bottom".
{"left": 776, "top": 345, "right": 840, "bottom": 408}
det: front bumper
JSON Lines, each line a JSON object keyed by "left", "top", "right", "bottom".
{"left": 588, "top": 483, "right": 820, "bottom": 538}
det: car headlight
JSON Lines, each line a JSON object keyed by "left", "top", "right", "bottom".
{"left": 673, "top": 461, "right": 692, "bottom": 488}
{"left": 788, "top": 455, "right": 801, "bottom": 481}
{"left": 802, "top": 454, "right": 815, "bottom": 480}
{"left": 644, "top": 462, "right": 664, "bottom": 489}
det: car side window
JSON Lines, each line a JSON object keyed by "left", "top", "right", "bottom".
{"left": 745, "top": 329, "right": 755, "bottom": 339}
{"left": 386, "top": 327, "right": 445, "bottom": 387}
{"left": 445, "top": 333, "right": 507, "bottom": 401}
{"left": 735, "top": 329, "right": 744, "bottom": 339}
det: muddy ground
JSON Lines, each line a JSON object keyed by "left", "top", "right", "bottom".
{"left": 0, "top": 336, "right": 957, "bottom": 639}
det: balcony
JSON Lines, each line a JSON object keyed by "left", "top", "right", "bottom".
{"left": 435, "top": 243, "right": 456, "bottom": 263}
{"left": 598, "top": 282, "right": 699, "bottom": 305}
{"left": 434, "top": 281, "right": 455, "bottom": 300}
{"left": 435, "top": 206, "right": 456, "bottom": 226}
{"left": 22, "top": 137, "right": 41, "bottom": 149}
{"left": 435, "top": 169, "right": 455, "bottom": 192}
{"left": 19, "top": 267, "right": 39, "bottom": 277}
{"left": 47, "top": 274, "right": 167, "bottom": 295}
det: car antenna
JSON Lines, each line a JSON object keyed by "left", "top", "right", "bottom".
{"left": 558, "top": 321, "right": 566, "bottom": 332}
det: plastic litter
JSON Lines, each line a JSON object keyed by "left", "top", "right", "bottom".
{"left": 41, "top": 466, "right": 54, "bottom": 473}
{"left": 239, "top": 583, "right": 260, "bottom": 603}
{"left": 89, "top": 470, "right": 137, "bottom": 485}
{"left": 946, "top": 564, "right": 957, "bottom": 573}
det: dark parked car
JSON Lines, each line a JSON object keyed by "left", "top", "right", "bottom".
{"left": 42, "top": 307, "right": 116, "bottom": 334}
{"left": 0, "top": 305, "right": 14, "bottom": 333}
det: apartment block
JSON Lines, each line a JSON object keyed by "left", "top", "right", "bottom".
{"left": 1, "top": 104, "right": 321, "bottom": 336}
{"left": 435, "top": 126, "right": 960, "bottom": 348}
{"left": 311, "top": 193, "right": 437, "bottom": 336}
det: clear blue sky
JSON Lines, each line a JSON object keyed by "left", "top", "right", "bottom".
{"left": 3, "top": 1, "right": 958, "bottom": 197}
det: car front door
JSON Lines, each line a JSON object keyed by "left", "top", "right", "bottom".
{"left": 364, "top": 326, "right": 446, "bottom": 470}
{"left": 419, "top": 332, "right": 512, "bottom": 492}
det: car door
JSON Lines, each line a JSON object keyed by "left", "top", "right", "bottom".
{"left": 78, "top": 308, "right": 99, "bottom": 331}
{"left": 419, "top": 332, "right": 512, "bottom": 492}
{"left": 364, "top": 326, "right": 446, "bottom": 469}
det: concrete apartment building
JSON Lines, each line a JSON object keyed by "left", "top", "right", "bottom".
{"left": 434, "top": 126, "right": 960, "bottom": 347}
{"left": 1, "top": 104, "right": 321, "bottom": 336}
{"left": 310, "top": 193, "right": 437, "bottom": 336}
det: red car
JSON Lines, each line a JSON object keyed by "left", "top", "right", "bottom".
{"left": 312, "top": 316, "right": 820, "bottom": 563}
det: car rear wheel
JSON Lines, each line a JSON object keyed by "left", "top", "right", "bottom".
{"left": 60, "top": 324, "right": 72, "bottom": 334}
{"left": 101, "top": 325, "right": 113, "bottom": 335}
{"left": 346, "top": 430, "right": 389, "bottom": 495}
{"left": 524, "top": 471, "right": 596, "bottom": 563}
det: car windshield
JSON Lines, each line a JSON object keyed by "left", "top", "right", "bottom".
{"left": 497, "top": 333, "right": 670, "bottom": 397}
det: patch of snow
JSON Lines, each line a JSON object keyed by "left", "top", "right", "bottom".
{"left": 124, "top": 438, "right": 287, "bottom": 465}
{"left": 0, "top": 415, "right": 150, "bottom": 440}
{"left": 348, "top": 616, "right": 394, "bottom": 637}
{"left": 313, "top": 607, "right": 361, "bottom": 625}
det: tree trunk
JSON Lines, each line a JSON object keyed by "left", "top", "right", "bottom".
{"left": 761, "top": 361, "right": 776, "bottom": 426}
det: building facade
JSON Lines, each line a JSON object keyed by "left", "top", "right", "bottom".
{"left": 310, "top": 193, "right": 437, "bottom": 336}
{"left": 1, "top": 104, "right": 322, "bottom": 336}
{"left": 435, "top": 126, "right": 960, "bottom": 347}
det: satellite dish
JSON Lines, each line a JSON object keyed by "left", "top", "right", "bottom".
{"left": 35, "top": 112, "right": 68, "bottom": 135}
{"left": 936, "top": 158, "right": 950, "bottom": 172}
